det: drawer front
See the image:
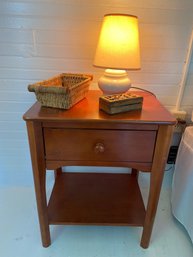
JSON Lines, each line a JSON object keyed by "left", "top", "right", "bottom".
{"left": 44, "top": 128, "right": 156, "bottom": 163}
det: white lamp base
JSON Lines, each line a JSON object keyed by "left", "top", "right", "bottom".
{"left": 98, "top": 69, "right": 131, "bottom": 95}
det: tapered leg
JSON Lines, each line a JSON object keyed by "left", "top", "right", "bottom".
{"left": 140, "top": 125, "right": 173, "bottom": 248}
{"left": 131, "top": 168, "right": 139, "bottom": 179}
{"left": 54, "top": 167, "right": 63, "bottom": 180}
{"left": 27, "top": 121, "right": 51, "bottom": 247}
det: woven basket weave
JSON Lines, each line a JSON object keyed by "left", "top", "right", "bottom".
{"left": 28, "top": 73, "right": 93, "bottom": 109}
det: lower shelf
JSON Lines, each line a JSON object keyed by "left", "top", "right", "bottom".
{"left": 48, "top": 172, "right": 146, "bottom": 226}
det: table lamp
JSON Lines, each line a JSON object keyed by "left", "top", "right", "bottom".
{"left": 93, "top": 14, "right": 141, "bottom": 95}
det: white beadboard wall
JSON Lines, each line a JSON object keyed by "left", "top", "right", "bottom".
{"left": 0, "top": 0, "right": 193, "bottom": 186}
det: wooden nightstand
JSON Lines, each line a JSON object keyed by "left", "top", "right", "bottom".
{"left": 23, "top": 90, "right": 175, "bottom": 248}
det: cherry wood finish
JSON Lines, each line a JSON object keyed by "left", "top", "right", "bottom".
{"left": 23, "top": 90, "right": 175, "bottom": 248}
{"left": 26, "top": 121, "right": 51, "bottom": 247}
{"left": 44, "top": 128, "right": 156, "bottom": 163}
{"left": 48, "top": 172, "right": 146, "bottom": 226}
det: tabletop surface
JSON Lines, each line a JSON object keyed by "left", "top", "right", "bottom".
{"left": 23, "top": 90, "right": 176, "bottom": 125}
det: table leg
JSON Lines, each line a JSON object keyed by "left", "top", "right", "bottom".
{"left": 140, "top": 125, "right": 173, "bottom": 248}
{"left": 26, "top": 121, "right": 51, "bottom": 247}
{"left": 54, "top": 167, "right": 63, "bottom": 180}
{"left": 131, "top": 168, "right": 139, "bottom": 179}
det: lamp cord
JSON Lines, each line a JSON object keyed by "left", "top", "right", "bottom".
{"left": 131, "top": 86, "right": 156, "bottom": 97}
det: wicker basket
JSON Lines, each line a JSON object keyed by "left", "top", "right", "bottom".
{"left": 28, "top": 73, "right": 93, "bottom": 109}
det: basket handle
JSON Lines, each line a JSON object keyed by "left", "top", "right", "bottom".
{"left": 28, "top": 83, "right": 68, "bottom": 94}
{"left": 28, "top": 84, "right": 36, "bottom": 92}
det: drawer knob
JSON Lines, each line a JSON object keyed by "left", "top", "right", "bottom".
{"left": 94, "top": 143, "right": 105, "bottom": 153}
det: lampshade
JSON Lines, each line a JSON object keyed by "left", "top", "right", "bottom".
{"left": 93, "top": 14, "right": 141, "bottom": 70}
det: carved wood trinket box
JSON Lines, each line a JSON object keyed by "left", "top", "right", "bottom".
{"left": 99, "top": 93, "right": 143, "bottom": 114}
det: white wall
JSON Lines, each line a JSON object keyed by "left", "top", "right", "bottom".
{"left": 0, "top": 0, "right": 193, "bottom": 186}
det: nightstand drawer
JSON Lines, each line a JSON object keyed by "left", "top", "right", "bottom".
{"left": 44, "top": 128, "right": 156, "bottom": 163}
